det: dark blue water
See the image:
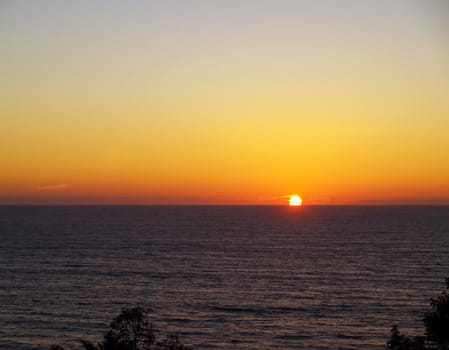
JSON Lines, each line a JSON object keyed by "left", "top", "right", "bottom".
{"left": 1, "top": 206, "right": 448, "bottom": 349}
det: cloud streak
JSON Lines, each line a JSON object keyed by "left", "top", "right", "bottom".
{"left": 35, "top": 184, "right": 69, "bottom": 191}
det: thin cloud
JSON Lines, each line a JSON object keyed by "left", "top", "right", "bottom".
{"left": 35, "top": 184, "right": 69, "bottom": 191}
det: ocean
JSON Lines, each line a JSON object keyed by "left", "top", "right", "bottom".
{"left": 1, "top": 205, "right": 448, "bottom": 349}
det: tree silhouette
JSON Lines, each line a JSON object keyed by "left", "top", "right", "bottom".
{"left": 387, "top": 278, "right": 449, "bottom": 350}
{"left": 386, "top": 326, "right": 425, "bottom": 350}
{"left": 100, "top": 307, "right": 156, "bottom": 350}
{"left": 51, "top": 307, "right": 191, "bottom": 350}
{"left": 424, "top": 278, "right": 449, "bottom": 349}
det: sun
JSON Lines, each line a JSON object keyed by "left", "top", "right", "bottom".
{"left": 289, "top": 195, "right": 303, "bottom": 206}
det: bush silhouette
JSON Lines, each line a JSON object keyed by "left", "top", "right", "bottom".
{"left": 387, "top": 278, "right": 449, "bottom": 350}
{"left": 386, "top": 326, "right": 426, "bottom": 350}
{"left": 424, "top": 278, "right": 449, "bottom": 349}
{"left": 51, "top": 307, "right": 191, "bottom": 350}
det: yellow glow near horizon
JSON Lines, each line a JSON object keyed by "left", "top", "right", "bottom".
{"left": 1, "top": 2, "right": 449, "bottom": 205}
{"left": 289, "top": 195, "right": 303, "bottom": 206}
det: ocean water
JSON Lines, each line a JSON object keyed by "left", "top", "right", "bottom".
{"left": 1, "top": 205, "right": 448, "bottom": 350}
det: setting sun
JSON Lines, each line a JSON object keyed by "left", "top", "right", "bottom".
{"left": 289, "top": 195, "right": 303, "bottom": 206}
{"left": 1, "top": 1, "right": 449, "bottom": 207}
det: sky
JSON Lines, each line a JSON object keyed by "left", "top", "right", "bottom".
{"left": 1, "top": 0, "right": 449, "bottom": 205}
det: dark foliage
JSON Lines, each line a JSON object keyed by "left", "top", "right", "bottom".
{"left": 156, "top": 334, "right": 192, "bottom": 350}
{"left": 424, "top": 278, "right": 449, "bottom": 350}
{"left": 50, "top": 307, "right": 191, "bottom": 350}
{"left": 387, "top": 278, "right": 449, "bottom": 350}
{"left": 386, "top": 326, "right": 425, "bottom": 350}
{"left": 102, "top": 307, "right": 156, "bottom": 350}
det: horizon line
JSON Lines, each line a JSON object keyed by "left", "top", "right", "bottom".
{"left": 1, "top": 203, "right": 449, "bottom": 207}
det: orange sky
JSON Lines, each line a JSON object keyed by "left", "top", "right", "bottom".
{"left": 1, "top": 1, "right": 449, "bottom": 205}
